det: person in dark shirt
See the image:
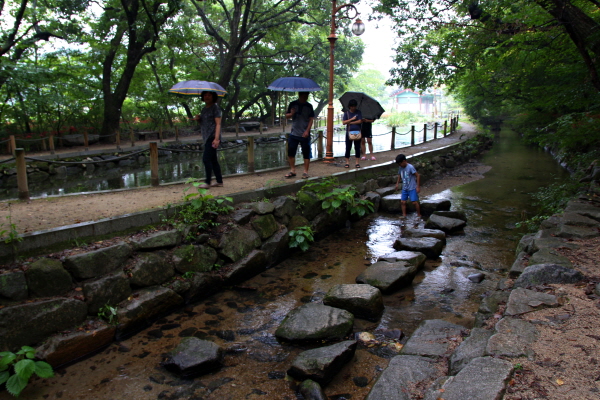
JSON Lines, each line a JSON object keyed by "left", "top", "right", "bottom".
{"left": 342, "top": 99, "right": 362, "bottom": 168}
{"left": 192, "top": 91, "right": 223, "bottom": 188}
{"left": 284, "top": 92, "right": 314, "bottom": 179}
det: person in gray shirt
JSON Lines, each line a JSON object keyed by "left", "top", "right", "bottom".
{"left": 284, "top": 92, "right": 314, "bottom": 179}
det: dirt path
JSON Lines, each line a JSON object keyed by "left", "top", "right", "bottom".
{"left": 0, "top": 124, "right": 480, "bottom": 235}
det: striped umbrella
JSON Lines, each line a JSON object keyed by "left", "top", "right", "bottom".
{"left": 168, "top": 80, "right": 227, "bottom": 97}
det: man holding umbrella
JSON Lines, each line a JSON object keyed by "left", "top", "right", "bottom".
{"left": 285, "top": 92, "right": 314, "bottom": 179}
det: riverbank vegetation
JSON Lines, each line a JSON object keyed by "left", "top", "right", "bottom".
{"left": 374, "top": 0, "right": 600, "bottom": 166}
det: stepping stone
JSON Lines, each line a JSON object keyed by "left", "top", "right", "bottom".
{"left": 323, "top": 284, "right": 384, "bottom": 321}
{"left": 420, "top": 199, "right": 451, "bottom": 216}
{"left": 425, "top": 214, "right": 466, "bottom": 233}
{"left": 402, "top": 227, "right": 446, "bottom": 244}
{"left": 162, "top": 337, "right": 223, "bottom": 378}
{"left": 377, "top": 250, "right": 426, "bottom": 269}
{"left": 401, "top": 319, "right": 464, "bottom": 358}
{"left": 287, "top": 340, "right": 357, "bottom": 385}
{"left": 449, "top": 328, "right": 493, "bottom": 375}
{"left": 365, "top": 355, "right": 437, "bottom": 400}
{"left": 299, "top": 379, "right": 327, "bottom": 400}
{"left": 486, "top": 317, "right": 538, "bottom": 358}
{"left": 505, "top": 287, "right": 559, "bottom": 316}
{"left": 393, "top": 237, "right": 444, "bottom": 259}
{"left": 513, "top": 263, "right": 584, "bottom": 288}
{"left": 355, "top": 261, "right": 418, "bottom": 293}
{"left": 425, "top": 357, "right": 513, "bottom": 400}
{"left": 432, "top": 210, "right": 467, "bottom": 221}
{"left": 275, "top": 303, "right": 354, "bottom": 343}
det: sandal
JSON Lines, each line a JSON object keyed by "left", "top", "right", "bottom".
{"left": 198, "top": 184, "right": 210, "bottom": 189}
{"left": 285, "top": 172, "right": 297, "bottom": 178}
{"left": 302, "top": 173, "right": 309, "bottom": 179}
{"left": 355, "top": 164, "right": 361, "bottom": 168}
{"left": 344, "top": 164, "right": 350, "bottom": 168}
{"left": 210, "top": 182, "right": 223, "bottom": 187}
{"left": 371, "top": 156, "right": 377, "bottom": 161}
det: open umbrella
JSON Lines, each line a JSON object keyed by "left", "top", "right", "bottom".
{"left": 168, "top": 80, "right": 227, "bottom": 97}
{"left": 339, "top": 92, "right": 385, "bottom": 120}
{"left": 267, "top": 77, "right": 322, "bottom": 92}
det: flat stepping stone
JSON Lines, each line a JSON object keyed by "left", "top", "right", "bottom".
{"left": 513, "top": 263, "right": 584, "bottom": 288}
{"left": 162, "top": 337, "right": 222, "bottom": 378}
{"left": 401, "top": 319, "right": 464, "bottom": 358}
{"left": 365, "top": 355, "right": 437, "bottom": 400}
{"left": 275, "top": 303, "right": 354, "bottom": 343}
{"left": 432, "top": 210, "right": 467, "bottom": 221}
{"left": 393, "top": 237, "right": 444, "bottom": 259}
{"left": 377, "top": 250, "right": 426, "bottom": 269}
{"left": 486, "top": 317, "right": 538, "bottom": 358}
{"left": 425, "top": 357, "right": 513, "bottom": 400}
{"left": 420, "top": 199, "right": 451, "bottom": 216}
{"left": 449, "top": 327, "right": 494, "bottom": 375}
{"left": 505, "top": 287, "right": 559, "bottom": 316}
{"left": 356, "top": 261, "right": 418, "bottom": 293}
{"left": 287, "top": 340, "right": 357, "bottom": 385}
{"left": 323, "top": 284, "right": 384, "bottom": 321}
{"left": 402, "top": 227, "right": 446, "bottom": 244}
{"left": 425, "top": 214, "right": 466, "bottom": 233}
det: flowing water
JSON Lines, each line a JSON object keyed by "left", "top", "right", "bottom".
{"left": 3, "top": 128, "right": 570, "bottom": 400}
{"left": 1, "top": 124, "right": 426, "bottom": 200}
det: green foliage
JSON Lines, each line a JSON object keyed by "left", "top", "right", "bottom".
{"left": 0, "top": 346, "right": 54, "bottom": 397}
{"left": 178, "top": 179, "right": 234, "bottom": 231}
{"left": 181, "top": 271, "right": 195, "bottom": 280}
{"left": 97, "top": 305, "right": 118, "bottom": 325}
{"left": 0, "top": 216, "right": 21, "bottom": 245}
{"left": 288, "top": 226, "right": 314, "bottom": 252}
{"left": 298, "top": 177, "right": 374, "bottom": 217}
{"left": 383, "top": 111, "right": 427, "bottom": 128}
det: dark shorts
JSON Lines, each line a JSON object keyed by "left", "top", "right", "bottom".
{"left": 288, "top": 134, "right": 310, "bottom": 159}
{"left": 362, "top": 124, "right": 372, "bottom": 139}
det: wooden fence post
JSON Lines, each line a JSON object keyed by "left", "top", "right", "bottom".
{"left": 391, "top": 127, "right": 396, "bottom": 150}
{"left": 443, "top": 121, "right": 447, "bottom": 136}
{"left": 83, "top": 130, "right": 89, "bottom": 151}
{"left": 411, "top": 126, "right": 415, "bottom": 146}
{"left": 9, "top": 135, "right": 16, "bottom": 156}
{"left": 236, "top": 123, "right": 240, "bottom": 137}
{"left": 130, "top": 128, "right": 135, "bottom": 147}
{"left": 116, "top": 130, "right": 121, "bottom": 151}
{"left": 259, "top": 122, "right": 263, "bottom": 134}
{"left": 159, "top": 125, "right": 164, "bottom": 143}
{"left": 150, "top": 142, "right": 159, "bottom": 187}
{"left": 15, "top": 148, "right": 29, "bottom": 201}
{"left": 423, "top": 123, "right": 428, "bottom": 143}
{"left": 317, "top": 130, "right": 324, "bottom": 158}
{"left": 175, "top": 126, "right": 179, "bottom": 142}
{"left": 248, "top": 136, "right": 255, "bottom": 173}
{"left": 434, "top": 123, "right": 438, "bottom": 140}
{"left": 49, "top": 134, "right": 55, "bottom": 155}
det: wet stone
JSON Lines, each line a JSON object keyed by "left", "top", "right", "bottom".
{"left": 162, "top": 337, "right": 223, "bottom": 379}
{"left": 287, "top": 340, "right": 357, "bottom": 385}
{"left": 365, "top": 355, "right": 437, "bottom": 400}
{"left": 148, "top": 330, "right": 164, "bottom": 339}
{"left": 226, "top": 302, "right": 238, "bottom": 308}
{"left": 268, "top": 371, "right": 286, "bottom": 379}
{"left": 205, "top": 306, "right": 223, "bottom": 315}
{"left": 353, "top": 377, "right": 369, "bottom": 387}
{"left": 449, "top": 327, "right": 494, "bottom": 375}
{"left": 299, "top": 379, "right": 327, "bottom": 400}
{"left": 0, "top": 270, "right": 28, "bottom": 300}
{"left": 401, "top": 319, "right": 465, "bottom": 358}
{"left": 356, "top": 261, "right": 418, "bottom": 294}
{"left": 179, "top": 328, "right": 197, "bottom": 337}
{"left": 468, "top": 273, "right": 485, "bottom": 283}
{"left": 425, "top": 214, "right": 467, "bottom": 233}
{"left": 323, "top": 284, "right": 384, "bottom": 321}
{"left": 393, "top": 237, "right": 444, "bottom": 259}
{"left": 160, "top": 323, "right": 181, "bottom": 331}
{"left": 275, "top": 303, "right": 354, "bottom": 343}
{"left": 378, "top": 250, "right": 427, "bottom": 269}
{"left": 513, "top": 263, "right": 584, "bottom": 288}
{"left": 216, "top": 330, "right": 235, "bottom": 342}
{"left": 401, "top": 227, "right": 446, "bottom": 245}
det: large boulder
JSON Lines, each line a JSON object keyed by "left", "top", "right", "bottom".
{"left": 272, "top": 195, "right": 299, "bottom": 224}
{"left": 25, "top": 258, "right": 72, "bottom": 297}
{"left": 356, "top": 261, "right": 418, "bottom": 293}
{"left": 298, "top": 190, "right": 323, "bottom": 220}
{"left": 218, "top": 226, "right": 261, "bottom": 262}
{"left": 162, "top": 337, "right": 223, "bottom": 378}
{"left": 275, "top": 303, "right": 354, "bottom": 343}
{"left": 393, "top": 237, "right": 444, "bottom": 259}
{"left": 287, "top": 340, "right": 357, "bottom": 385}
{"left": 172, "top": 245, "right": 218, "bottom": 274}
{"left": 0, "top": 298, "right": 88, "bottom": 351}
{"left": 251, "top": 214, "right": 279, "bottom": 239}
{"left": 83, "top": 273, "right": 132, "bottom": 314}
{"left": 129, "top": 252, "right": 174, "bottom": 287}
{"left": 513, "top": 263, "right": 584, "bottom": 288}
{"left": 261, "top": 227, "right": 290, "bottom": 268}
{"left": 63, "top": 242, "right": 132, "bottom": 280}
{"left": 183, "top": 272, "right": 222, "bottom": 304}
{"left": 131, "top": 230, "right": 181, "bottom": 250}
{"left": 323, "top": 284, "right": 384, "bottom": 321}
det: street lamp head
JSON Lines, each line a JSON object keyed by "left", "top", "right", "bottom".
{"left": 352, "top": 18, "right": 365, "bottom": 36}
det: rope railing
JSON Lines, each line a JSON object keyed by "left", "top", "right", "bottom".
{"left": 0, "top": 157, "right": 15, "bottom": 164}
{"left": 25, "top": 149, "right": 149, "bottom": 165}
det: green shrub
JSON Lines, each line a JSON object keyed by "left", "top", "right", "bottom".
{"left": 289, "top": 226, "right": 314, "bottom": 252}
{"left": 176, "top": 179, "right": 234, "bottom": 232}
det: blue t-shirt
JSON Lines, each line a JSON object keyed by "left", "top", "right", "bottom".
{"left": 398, "top": 163, "right": 418, "bottom": 191}
{"left": 344, "top": 110, "right": 362, "bottom": 132}
{"left": 287, "top": 100, "right": 315, "bottom": 137}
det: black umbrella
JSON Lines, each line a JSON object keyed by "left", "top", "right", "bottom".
{"left": 338, "top": 92, "right": 385, "bottom": 120}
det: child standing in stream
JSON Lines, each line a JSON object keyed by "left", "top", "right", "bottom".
{"left": 395, "top": 153, "right": 421, "bottom": 219}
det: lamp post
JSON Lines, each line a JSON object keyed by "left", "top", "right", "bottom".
{"left": 324, "top": 0, "right": 365, "bottom": 162}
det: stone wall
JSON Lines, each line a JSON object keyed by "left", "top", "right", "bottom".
{"left": 0, "top": 134, "right": 494, "bottom": 368}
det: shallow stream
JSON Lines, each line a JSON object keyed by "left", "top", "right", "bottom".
{"left": 4, "top": 128, "right": 570, "bottom": 400}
